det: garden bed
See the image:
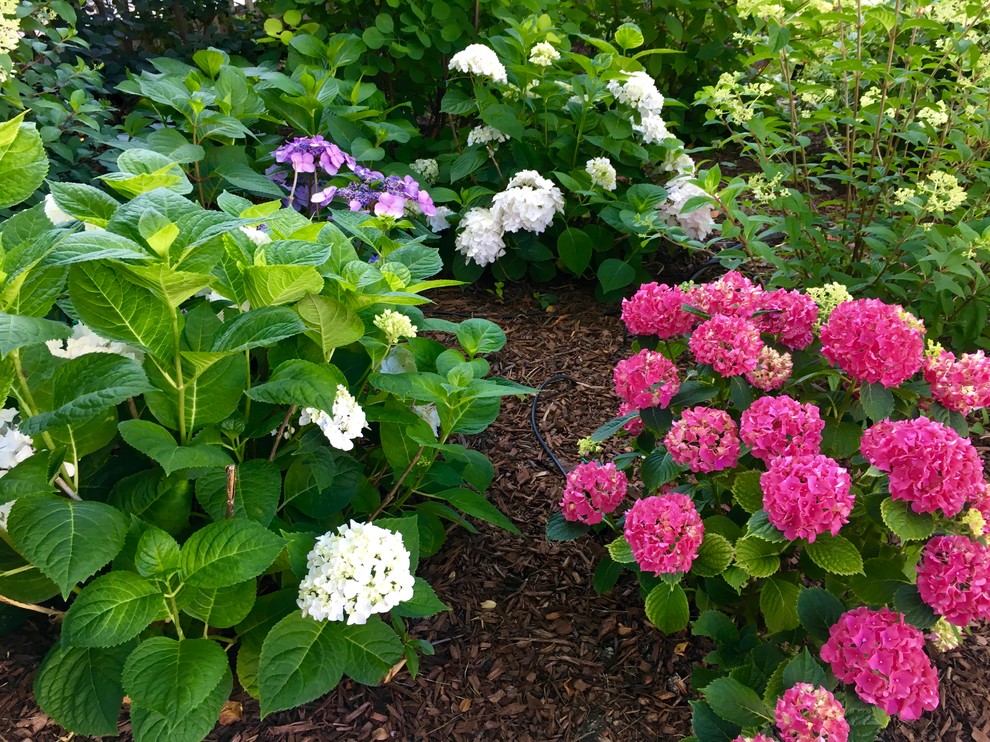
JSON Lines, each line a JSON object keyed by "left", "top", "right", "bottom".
{"left": 1, "top": 280, "right": 989, "bottom": 741}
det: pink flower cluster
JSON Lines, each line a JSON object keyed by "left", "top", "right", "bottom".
{"left": 774, "top": 683, "right": 850, "bottom": 742}
{"left": 665, "top": 407, "right": 741, "bottom": 473}
{"left": 623, "top": 493, "right": 704, "bottom": 575}
{"left": 761, "top": 454, "right": 853, "bottom": 541}
{"left": 746, "top": 346, "right": 794, "bottom": 391}
{"left": 740, "top": 395, "right": 824, "bottom": 462}
{"left": 621, "top": 282, "right": 696, "bottom": 338}
{"left": 916, "top": 535, "right": 990, "bottom": 626}
{"left": 820, "top": 299, "right": 924, "bottom": 387}
{"left": 756, "top": 289, "right": 819, "bottom": 350}
{"left": 820, "top": 606, "right": 939, "bottom": 720}
{"left": 860, "top": 417, "right": 985, "bottom": 517}
{"left": 687, "top": 271, "right": 762, "bottom": 318}
{"left": 732, "top": 736, "right": 775, "bottom": 742}
{"left": 560, "top": 462, "right": 628, "bottom": 525}
{"left": 614, "top": 349, "right": 680, "bottom": 410}
{"left": 689, "top": 314, "right": 764, "bottom": 377}
{"left": 923, "top": 350, "right": 990, "bottom": 414}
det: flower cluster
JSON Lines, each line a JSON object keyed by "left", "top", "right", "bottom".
{"left": 665, "top": 407, "right": 741, "bottom": 473}
{"left": 312, "top": 168, "right": 436, "bottom": 218}
{"left": 806, "top": 282, "right": 852, "bottom": 327}
{"left": 922, "top": 349, "right": 990, "bottom": 414}
{"left": 585, "top": 157, "right": 617, "bottom": 191}
{"left": 929, "top": 617, "right": 964, "bottom": 652}
{"left": 613, "top": 349, "right": 680, "bottom": 411}
{"left": 606, "top": 71, "right": 672, "bottom": 146}
{"left": 300, "top": 386, "right": 368, "bottom": 452}
{"left": 745, "top": 346, "right": 793, "bottom": 391}
{"left": 761, "top": 454, "right": 853, "bottom": 541}
{"left": 756, "top": 290, "right": 819, "bottom": 350}
{"left": 560, "top": 462, "right": 628, "bottom": 525}
{"left": 732, "top": 737, "right": 775, "bottom": 742}
{"left": 373, "top": 309, "right": 417, "bottom": 345}
{"left": 916, "top": 534, "right": 990, "bottom": 626}
{"left": 688, "top": 271, "right": 762, "bottom": 318}
{"left": 623, "top": 493, "right": 704, "bottom": 575}
{"left": 467, "top": 125, "right": 509, "bottom": 147}
{"left": 740, "top": 395, "right": 824, "bottom": 462}
{"left": 820, "top": 299, "right": 924, "bottom": 387}
{"left": 274, "top": 135, "right": 355, "bottom": 176}
{"left": 297, "top": 520, "right": 416, "bottom": 625}
{"left": 410, "top": 158, "right": 439, "bottom": 184}
{"left": 621, "top": 282, "right": 695, "bottom": 338}
{"left": 860, "top": 417, "right": 984, "bottom": 516}
{"left": 448, "top": 43, "right": 507, "bottom": 83}
{"left": 0, "top": 408, "right": 33, "bottom": 530}
{"left": 689, "top": 314, "right": 763, "bottom": 377}
{"left": 657, "top": 177, "right": 717, "bottom": 241}
{"left": 529, "top": 41, "right": 559, "bottom": 67}
{"left": 774, "top": 683, "right": 850, "bottom": 742}
{"left": 820, "top": 606, "right": 939, "bottom": 720}
{"left": 454, "top": 207, "right": 506, "bottom": 266}
{"left": 46, "top": 323, "right": 143, "bottom": 363}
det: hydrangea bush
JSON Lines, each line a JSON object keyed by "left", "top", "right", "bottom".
{"left": 550, "top": 270, "right": 990, "bottom": 741}
{"left": 0, "top": 118, "right": 530, "bottom": 740}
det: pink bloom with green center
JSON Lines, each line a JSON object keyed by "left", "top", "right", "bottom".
{"left": 623, "top": 493, "right": 704, "bottom": 575}
{"left": 922, "top": 350, "right": 990, "bottom": 414}
{"left": 756, "top": 289, "right": 819, "bottom": 350}
{"left": 560, "top": 461, "right": 628, "bottom": 525}
{"left": 746, "top": 346, "right": 794, "bottom": 391}
{"left": 664, "top": 406, "right": 741, "bottom": 473}
{"left": 761, "top": 453, "right": 853, "bottom": 541}
{"left": 740, "top": 395, "right": 824, "bottom": 462}
{"left": 621, "top": 282, "right": 696, "bottom": 338}
{"left": 613, "top": 349, "right": 680, "bottom": 410}
{"left": 820, "top": 606, "right": 939, "bottom": 720}
{"left": 775, "top": 683, "right": 850, "bottom": 742}
{"left": 689, "top": 314, "right": 764, "bottom": 377}
{"left": 860, "top": 417, "right": 984, "bottom": 517}
{"left": 686, "top": 271, "right": 762, "bottom": 318}
{"left": 819, "top": 298, "right": 924, "bottom": 387}
{"left": 916, "top": 534, "right": 990, "bottom": 626}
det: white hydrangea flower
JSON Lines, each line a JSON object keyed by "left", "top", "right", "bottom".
{"left": 449, "top": 44, "right": 507, "bottom": 84}
{"left": 239, "top": 226, "right": 271, "bottom": 247}
{"left": 0, "top": 409, "right": 34, "bottom": 532}
{"left": 412, "top": 403, "right": 441, "bottom": 437}
{"left": 297, "top": 520, "right": 416, "bottom": 625}
{"left": 0, "top": 499, "right": 13, "bottom": 531}
{"left": 529, "top": 41, "right": 560, "bottom": 67}
{"left": 426, "top": 205, "right": 454, "bottom": 232}
{"left": 44, "top": 194, "right": 73, "bottom": 226}
{"left": 490, "top": 170, "right": 565, "bottom": 234}
{"left": 46, "top": 323, "right": 143, "bottom": 363}
{"left": 633, "top": 113, "right": 674, "bottom": 144}
{"left": 373, "top": 309, "right": 417, "bottom": 345}
{"left": 455, "top": 207, "right": 506, "bottom": 266}
{"left": 379, "top": 347, "right": 417, "bottom": 375}
{"left": 917, "top": 101, "right": 949, "bottom": 129}
{"left": 585, "top": 157, "right": 617, "bottom": 191}
{"left": 663, "top": 151, "right": 696, "bottom": 175}
{"left": 300, "top": 385, "right": 367, "bottom": 451}
{"left": 657, "top": 177, "right": 717, "bottom": 241}
{"left": 410, "top": 158, "right": 439, "bottom": 184}
{"left": 607, "top": 71, "right": 665, "bottom": 116}
{"left": 467, "top": 125, "right": 509, "bottom": 147}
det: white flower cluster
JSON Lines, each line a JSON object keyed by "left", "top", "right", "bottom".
{"left": 607, "top": 71, "right": 673, "bottom": 146}
{"left": 297, "top": 520, "right": 415, "bottom": 625}
{"left": 0, "top": 408, "right": 34, "bottom": 530}
{"left": 0, "top": 0, "right": 20, "bottom": 56}
{"left": 299, "top": 385, "right": 367, "bottom": 451}
{"left": 632, "top": 115, "right": 673, "bottom": 144}
{"left": 373, "top": 309, "right": 417, "bottom": 345}
{"left": 585, "top": 157, "right": 617, "bottom": 191}
{"left": 240, "top": 226, "right": 271, "bottom": 247}
{"left": 662, "top": 150, "right": 696, "bottom": 176}
{"left": 426, "top": 205, "right": 454, "bottom": 232}
{"left": 466, "top": 125, "right": 509, "bottom": 147}
{"left": 657, "top": 178, "right": 717, "bottom": 241}
{"left": 917, "top": 100, "right": 949, "bottom": 129}
{"left": 410, "top": 158, "right": 439, "bottom": 184}
{"left": 449, "top": 44, "right": 507, "bottom": 84}
{"left": 893, "top": 170, "right": 967, "bottom": 216}
{"left": 749, "top": 172, "right": 787, "bottom": 203}
{"left": 44, "top": 194, "right": 73, "bottom": 226}
{"left": 46, "top": 323, "right": 143, "bottom": 363}
{"left": 529, "top": 41, "right": 559, "bottom": 67}
{"left": 455, "top": 171, "right": 565, "bottom": 266}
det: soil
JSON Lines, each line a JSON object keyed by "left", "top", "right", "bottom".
{"left": 2, "top": 280, "right": 990, "bottom": 742}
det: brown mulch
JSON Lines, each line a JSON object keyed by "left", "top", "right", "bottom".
{"left": 2, "top": 281, "right": 990, "bottom": 741}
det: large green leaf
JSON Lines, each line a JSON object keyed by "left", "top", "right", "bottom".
{"left": 195, "top": 459, "right": 281, "bottom": 526}
{"left": 691, "top": 533, "right": 734, "bottom": 577}
{"left": 62, "top": 571, "right": 165, "bottom": 648}
{"left": 731, "top": 470, "right": 764, "bottom": 514}
{"left": 7, "top": 494, "right": 128, "bottom": 598}
{"left": 34, "top": 642, "right": 130, "bottom": 737}
{"left": 734, "top": 536, "right": 781, "bottom": 578}
{"left": 859, "top": 381, "right": 894, "bottom": 422}
{"left": 430, "top": 487, "right": 520, "bottom": 535}
{"left": 644, "top": 582, "right": 690, "bottom": 633}
{"left": 244, "top": 264, "right": 324, "bottom": 307}
{"left": 130, "top": 667, "right": 232, "bottom": 742}
{"left": 0, "top": 536, "right": 58, "bottom": 602}
{"left": 118, "top": 420, "right": 232, "bottom": 475}
{"left": 880, "top": 497, "right": 935, "bottom": 541}
{"left": 179, "top": 579, "right": 256, "bottom": 629}
{"left": 805, "top": 534, "right": 864, "bottom": 576}
{"left": 0, "top": 114, "right": 49, "bottom": 209}
{"left": 121, "top": 637, "right": 227, "bottom": 719}
{"left": 341, "top": 617, "right": 405, "bottom": 684}
{"left": 391, "top": 577, "right": 448, "bottom": 618}
{"left": 120, "top": 263, "right": 214, "bottom": 308}
{"left": 109, "top": 471, "right": 192, "bottom": 537}
{"left": 45, "top": 231, "right": 151, "bottom": 265}
{"left": 144, "top": 351, "right": 246, "bottom": 432}
{"left": 179, "top": 518, "right": 285, "bottom": 588}
{"left": 760, "top": 577, "right": 801, "bottom": 633}
{"left": 246, "top": 359, "right": 346, "bottom": 412}
{"left": 48, "top": 181, "right": 120, "bottom": 226}
{"left": 134, "top": 526, "right": 181, "bottom": 579}
{"left": 212, "top": 306, "right": 306, "bottom": 352}
{"left": 0, "top": 312, "right": 70, "bottom": 354}
{"left": 296, "top": 294, "right": 364, "bottom": 358}
{"left": 258, "top": 612, "right": 347, "bottom": 717}
{"left": 796, "top": 587, "right": 845, "bottom": 641}
{"left": 455, "top": 318, "right": 505, "bottom": 356}
{"left": 703, "top": 677, "right": 772, "bottom": 728}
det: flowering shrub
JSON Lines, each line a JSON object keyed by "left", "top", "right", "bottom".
{"left": 549, "top": 270, "right": 990, "bottom": 740}
{"left": 0, "top": 124, "right": 530, "bottom": 739}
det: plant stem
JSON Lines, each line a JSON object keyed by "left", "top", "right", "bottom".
{"left": 0, "top": 593, "right": 63, "bottom": 617}
{"left": 170, "top": 309, "right": 187, "bottom": 445}
{"left": 371, "top": 446, "right": 424, "bottom": 520}
{"left": 269, "top": 405, "right": 297, "bottom": 461}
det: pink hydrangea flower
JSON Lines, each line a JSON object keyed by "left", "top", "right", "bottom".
{"left": 746, "top": 346, "right": 794, "bottom": 391}
{"left": 860, "top": 417, "right": 984, "bottom": 517}
{"left": 761, "top": 454, "right": 853, "bottom": 541}
{"left": 820, "top": 606, "right": 939, "bottom": 720}
{"left": 621, "top": 282, "right": 696, "bottom": 338}
{"left": 923, "top": 350, "right": 990, "bottom": 414}
{"left": 623, "top": 493, "right": 704, "bottom": 575}
{"left": 686, "top": 271, "right": 763, "bottom": 318}
{"left": 689, "top": 314, "right": 764, "bottom": 377}
{"left": 732, "top": 737, "right": 775, "bottom": 742}
{"left": 740, "top": 395, "right": 824, "bottom": 462}
{"left": 775, "top": 683, "right": 850, "bottom": 742}
{"left": 613, "top": 350, "right": 681, "bottom": 410}
{"left": 617, "top": 401, "right": 645, "bottom": 436}
{"left": 819, "top": 299, "right": 924, "bottom": 387}
{"left": 916, "top": 534, "right": 990, "bottom": 627}
{"left": 560, "top": 462, "right": 629, "bottom": 525}
{"left": 756, "top": 289, "right": 819, "bottom": 350}
{"left": 664, "top": 407, "right": 741, "bottom": 473}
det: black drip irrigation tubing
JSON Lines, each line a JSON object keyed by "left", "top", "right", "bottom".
{"left": 530, "top": 375, "right": 577, "bottom": 478}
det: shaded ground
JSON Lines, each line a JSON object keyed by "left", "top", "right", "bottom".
{"left": 2, "top": 281, "right": 990, "bottom": 741}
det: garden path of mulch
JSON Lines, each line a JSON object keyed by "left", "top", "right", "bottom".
{"left": 2, "top": 281, "right": 990, "bottom": 742}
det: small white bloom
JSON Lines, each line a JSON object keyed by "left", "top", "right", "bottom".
{"left": 427, "top": 205, "right": 454, "bottom": 232}
{"left": 46, "top": 323, "right": 144, "bottom": 363}
{"left": 633, "top": 113, "right": 674, "bottom": 144}
{"left": 43, "top": 194, "right": 73, "bottom": 226}
{"left": 490, "top": 170, "right": 565, "bottom": 234}
{"left": 300, "top": 385, "right": 367, "bottom": 451}
{"left": 529, "top": 41, "right": 560, "bottom": 67}
{"left": 917, "top": 101, "right": 949, "bottom": 129}
{"left": 373, "top": 308, "right": 417, "bottom": 345}
{"left": 585, "top": 157, "right": 617, "bottom": 191}
{"left": 455, "top": 207, "right": 506, "bottom": 267}
{"left": 607, "top": 71, "right": 665, "bottom": 116}
{"left": 0, "top": 407, "right": 34, "bottom": 486}
{"left": 662, "top": 151, "right": 695, "bottom": 175}
{"left": 449, "top": 43, "right": 508, "bottom": 84}
{"left": 410, "top": 158, "right": 439, "bottom": 185}
{"left": 412, "top": 404, "right": 441, "bottom": 437}
{"left": 239, "top": 225, "right": 271, "bottom": 247}
{"left": 0, "top": 499, "right": 13, "bottom": 531}
{"left": 297, "top": 520, "right": 416, "bottom": 625}
{"left": 657, "top": 177, "right": 717, "bottom": 241}
{"left": 467, "top": 125, "right": 509, "bottom": 147}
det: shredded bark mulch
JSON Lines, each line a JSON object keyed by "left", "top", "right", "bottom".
{"left": 2, "top": 281, "right": 990, "bottom": 741}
